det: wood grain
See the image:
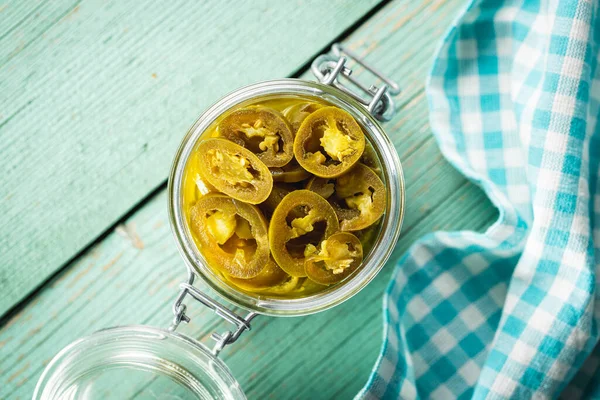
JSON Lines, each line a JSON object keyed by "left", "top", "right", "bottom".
{"left": 0, "top": 0, "right": 384, "bottom": 317}
{"left": 0, "top": 0, "right": 81, "bottom": 65}
{"left": 0, "top": 0, "right": 495, "bottom": 399}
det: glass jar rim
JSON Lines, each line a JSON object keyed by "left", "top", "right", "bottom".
{"left": 33, "top": 325, "right": 245, "bottom": 400}
{"left": 167, "top": 78, "right": 405, "bottom": 316}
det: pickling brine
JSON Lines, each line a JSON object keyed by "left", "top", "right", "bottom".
{"left": 182, "top": 96, "right": 387, "bottom": 298}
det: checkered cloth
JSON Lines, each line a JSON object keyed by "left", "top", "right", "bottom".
{"left": 359, "top": 0, "right": 600, "bottom": 398}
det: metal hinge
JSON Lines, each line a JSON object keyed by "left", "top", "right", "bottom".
{"left": 169, "top": 269, "right": 257, "bottom": 356}
{"left": 311, "top": 43, "right": 401, "bottom": 122}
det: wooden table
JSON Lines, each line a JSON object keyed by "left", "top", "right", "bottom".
{"left": 0, "top": 0, "right": 497, "bottom": 398}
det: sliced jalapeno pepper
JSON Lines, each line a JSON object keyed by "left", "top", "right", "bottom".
{"left": 197, "top": 138, "right": 273, "bottom": 204}
{"left": 258, "top": 183, "right": 293, "bottom": 219}
{"left": 269, "top": 159, "right": 311, "bottom": 183}
{"left": 354, "top": 224, "right": 379, "bottom": 256}
{"left": 294, "top": 107, "right": 365, "bottom": 178}
{"left": 360, "top": 142, "right": 382, "bottom": 174}
{"left": 282, "top": 102, "right": 324, "bottom": 133}
{"left": 227, "top": 257, "right": 289, "bottom": 291}
{"left": 305, "top": 176, "right": 335, "bottom": 199}
{"left": 268, "top": 190, "right": 339, "bottom": 277}
{"left": 304, "top": 232, "right": 363, "bottom": 285}
{"left": 332, "top": 163, "right": 386, "bottom": 231}
{"left": 219, "top": 106, "right": 294, "bottom": 167}
{"left": 190, "top": 194, "right": 270, "bottom": 278}
{"left": 262, "top": 276, "right": 304, "bottom": 295}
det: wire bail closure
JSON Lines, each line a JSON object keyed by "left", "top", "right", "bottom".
{"left": 311, "top": 43, "right": 400, "bottom": 122}
{"left": 169, "top": 269, "right": 257, "bottom": 356}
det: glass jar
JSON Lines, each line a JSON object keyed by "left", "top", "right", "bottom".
{"left": 34, "top": 44, "right": 405, "bottom": 400}
{"left": 169, "top": 78, "right": 404, "bottom": 316}
{"left": 34, "top": 326, "right": 245, "bottom": 399}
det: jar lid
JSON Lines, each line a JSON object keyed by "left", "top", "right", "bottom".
{"left": 34, "top": 325, "right": 245, "bottom": 400}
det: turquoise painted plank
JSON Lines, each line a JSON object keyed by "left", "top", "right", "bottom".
{"left": 0, "top": 0, "right": 80, "bottom": 65}
{"left": 0, "top": 0, "right": 384, "bottom": 317}
{"left": 0, "top": 0, "right": 494, "bottom": 398}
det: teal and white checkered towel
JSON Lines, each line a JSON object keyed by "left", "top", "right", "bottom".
{"left": 360, "top": 0, "right": 600, "bottom": 398}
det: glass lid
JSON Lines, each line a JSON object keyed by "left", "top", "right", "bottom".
{"left": 33, "top": 325, "right": 245, "bottom": 400}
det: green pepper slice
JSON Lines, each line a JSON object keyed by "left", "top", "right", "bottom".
{"left": 190, "top": 194, "right": 270, "bottom": 278}
{"left": 197, "top": 138, "right": 273, "bottom": 204}
{"left": 269, "top": 159, "right": 311, "bottom": 183}
{"left": 219, "top": 106, "right": 294, "bottom": 167}
{"left": 262, "top": 276, "right": 304, "bottom": 295}
{"left": 305, "top": 176, "right": 335, "bottom": 199}
{"left": 304, "top": 232, "right": 363, "bottom": 285}
{"left": 282, "top": 102, "right": 324, "bottom": 133}
{"left": 294, "top": 107, "right": 365, "bottom": 178}
{"left": 360, "top": 142, "right": 383, "bottom": 174}
{"left": 258, "top": 183, "right": 293, "bottom": 219}
{"left": 227, "top": 258, "right": 289, "bottom": 291}
{"left": 268, "top": 190, "right": 339, "bottom": 277}
{"left": 332, "top": 163, "right": 386, "bottom": 231}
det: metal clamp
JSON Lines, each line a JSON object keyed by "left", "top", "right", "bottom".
{"left": 169, "top": 269, "right": 257, "bottom": 356}
{"left": 311, "top": 43, "right": 401, "bottom": 122}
